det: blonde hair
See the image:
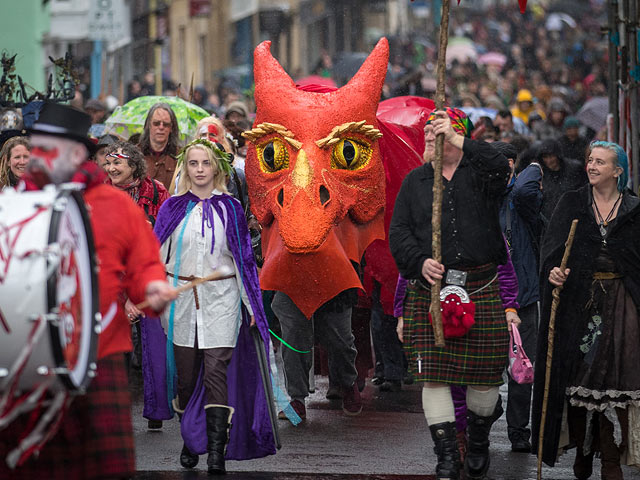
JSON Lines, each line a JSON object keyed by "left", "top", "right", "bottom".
{"left": 195, "top": 116, "right": 235, "bottom": 153}
{"left": 0, "top": 136, "right": 30, "bottom": 188}
{"left": 176, "top": 144, "right": 229, "bottom": 196}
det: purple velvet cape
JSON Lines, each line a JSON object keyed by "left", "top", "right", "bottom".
{"left": 140, "top": 191, "right": 276, "bottom": 460}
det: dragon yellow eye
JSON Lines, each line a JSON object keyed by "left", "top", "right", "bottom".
{"left": 257, "top": 139, "right": 289, "bottom": 172}
{"left": 331, "top": 138, "right": 372, "bottom": 170}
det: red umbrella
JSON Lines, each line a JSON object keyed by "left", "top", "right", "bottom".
{"left": 295, "top": 75, "right": 336, "bottom": 89}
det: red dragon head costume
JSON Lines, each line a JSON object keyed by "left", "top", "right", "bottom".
{"left": 244, "top": 38, "right": 389, "bottom": 318}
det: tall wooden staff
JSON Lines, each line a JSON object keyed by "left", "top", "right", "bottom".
{"left": 188, "top": 72, "right": 195, "bottom": 103}
{"left": 536, "top": 219, "right": 579, "bottom": 480}
{"left": 430, "top": 0, "right": 451, "bottom": 348}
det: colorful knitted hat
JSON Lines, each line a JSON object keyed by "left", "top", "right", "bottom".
{"left": 426, "top": 107, "right": 474, "bottom": 138}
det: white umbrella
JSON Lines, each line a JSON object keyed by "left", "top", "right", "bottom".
{"left": 447, "top": 43, "right": 478, "bottom": 63}
{"left": 545, "top": 13, "right": 577, "bottom": 31}
{"left": 577, "top": 96, "right": 608, "bottom": 132}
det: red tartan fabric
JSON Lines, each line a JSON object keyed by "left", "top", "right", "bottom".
{"left": 107, "top": 176, "right": 170, "bottom": 226}
{"left": 137, "top": 176, "right": 170, "bottom": 224}
{"left": 402, "top": 265, "right": 509, "bottom": 385}
{"left": 0, "top": 354, "right": 135, "bottom": 480}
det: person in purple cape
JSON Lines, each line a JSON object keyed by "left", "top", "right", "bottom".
{"left": 140, "top": 138, "right": 276, "bottom": 474}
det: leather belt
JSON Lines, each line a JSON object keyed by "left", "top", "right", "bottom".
{"left": 592, "top": 272, "right": 623, "bottom": 280}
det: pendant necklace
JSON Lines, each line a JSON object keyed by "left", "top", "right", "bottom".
{"left": 593, "top": 192, "right": 622, "bottom": 238}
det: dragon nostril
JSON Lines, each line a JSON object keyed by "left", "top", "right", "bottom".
{"left": 319, "top": 185, "right": 330, "bottom": 206}
{"left": 277, "top": 188, "right": 284, "bottom": 207}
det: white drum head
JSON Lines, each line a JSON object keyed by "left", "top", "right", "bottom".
{"left": 0, "top": 186, "right": 98, "bottom": 394}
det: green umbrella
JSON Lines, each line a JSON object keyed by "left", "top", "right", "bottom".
{"left": 104, "top": 95, "right": 210, "bottom": 143}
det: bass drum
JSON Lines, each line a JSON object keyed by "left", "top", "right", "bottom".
{"left": 0, "top": 185, "right": 99, "bottom": 395}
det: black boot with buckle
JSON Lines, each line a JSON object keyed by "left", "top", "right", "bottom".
{"left": 465, "top": 411, "right": 493, "bottom": 479}
{"left": 429, "top": 421, "right": 460, "bottom": 480}
{"left": 205, "top": 405, "right": 234, "bottom": 475}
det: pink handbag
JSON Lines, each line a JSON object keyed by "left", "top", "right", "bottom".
{"left": 508, "top": 324, "right": 534, "bottom": 384}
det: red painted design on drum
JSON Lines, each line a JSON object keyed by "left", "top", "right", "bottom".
{"left": 0, "top": 307, "right": 9, "bottom": 333}
{"left": 57, "top": 248, "right": 82, "bottom": 370}
{"left": 0, "top": 207, "right": 47, "bottom": 284}
{"left": 30, "top": 146, "right": 60, "bottom": 169}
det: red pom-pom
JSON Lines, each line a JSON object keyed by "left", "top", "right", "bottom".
{"left": 435, "top": 293, "right": 474, "bottom": 337}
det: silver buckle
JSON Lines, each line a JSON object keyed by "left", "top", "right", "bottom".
{"left": 445, "top": 269, "right": 467, "bottom": 287}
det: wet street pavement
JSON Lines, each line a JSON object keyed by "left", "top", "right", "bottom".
{"left": 130, "top": 366, "right": 640, "bottom": 480}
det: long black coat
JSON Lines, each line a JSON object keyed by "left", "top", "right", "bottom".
{"left": 531, "top": 184, "right": 640, "bottom": 466}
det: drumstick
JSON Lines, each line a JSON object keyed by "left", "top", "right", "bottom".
{"left": 134, "top": 267, "right": 234, "bottom": 311}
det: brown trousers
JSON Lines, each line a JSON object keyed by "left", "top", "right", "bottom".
{"left": 173, "top": 339, "right": 234, "bottom": 410}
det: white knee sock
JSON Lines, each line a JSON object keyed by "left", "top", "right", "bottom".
{"left": 466, "top": 386, "right": 500, "bottom": 417}
{"left": 422, "top": 385, "right": 455, "bottom": 425}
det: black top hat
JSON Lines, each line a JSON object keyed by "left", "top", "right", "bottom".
{"left": 28, "top": 102, "right": 96, "bottom": 153}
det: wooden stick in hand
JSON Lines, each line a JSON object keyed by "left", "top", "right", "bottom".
{"left": 430, "top": 0, "right": 451, "bottom": 348}
{"left": 536, "top": 219, "right": 578, "bottom": 480}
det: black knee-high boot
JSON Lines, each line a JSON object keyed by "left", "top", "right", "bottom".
{"left": 465, "top": 411, "right": 493, "bottom": 479}
{"left": 205, "top": 405, "right": 234, "bottom": 475}
{"left": 599, "top": 410, "right": 625, "bottom": 480}
{"left": 568, "top": 406, "right": 595, "bottom": 480}
{"left": 172, "top": 399, "right": 199, "bottom": 469}
{"left": 429, "top": 421, "right": 460, "bottom": 480}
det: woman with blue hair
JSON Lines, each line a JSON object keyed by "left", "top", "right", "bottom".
{"left": 532, "top": 141, "right": 640, "bottom": 479}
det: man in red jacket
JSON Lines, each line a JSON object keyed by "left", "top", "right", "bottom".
{"left": 0, "top": 102, "right": 175, "bottom": 480}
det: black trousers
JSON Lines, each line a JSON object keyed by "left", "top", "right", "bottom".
{"left": 370, "top": 283, "right": 404, "bottom": 382}
{"left": 506, "top": 302, "right": 538, "bottom": 442}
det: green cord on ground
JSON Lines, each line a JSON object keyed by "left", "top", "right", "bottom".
{"left": 268, "top": 328, "right": 311, "bottom": 353}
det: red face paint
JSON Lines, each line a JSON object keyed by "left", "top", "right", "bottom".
{"left": 31, "top": 146, "right": 60, "bottom": 169}
{"left": 207, "top": 124, "right": 218, "bottom": 141}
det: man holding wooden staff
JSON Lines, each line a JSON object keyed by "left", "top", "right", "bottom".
{"left": 390, "top": 107, "right": 511, "bottom": 480}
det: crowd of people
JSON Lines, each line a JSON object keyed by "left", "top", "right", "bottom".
{"left": 0, "top": 92, "right": 637, "bottom": 480}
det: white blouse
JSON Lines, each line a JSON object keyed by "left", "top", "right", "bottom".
{"left": 160, "top": 191, "right": 253, "bottom": 349}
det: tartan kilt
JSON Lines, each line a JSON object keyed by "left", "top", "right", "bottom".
{"left": 403, "top": 264, "right": 509, "bottom": 385}
{"left": 0, "top": 354, "right": 135, "bottom": 480}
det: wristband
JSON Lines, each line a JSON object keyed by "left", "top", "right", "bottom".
{"left": 505, "top": 308, "right": 517, "bottom": 313}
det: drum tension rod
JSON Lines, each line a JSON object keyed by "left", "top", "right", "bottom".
{"left": 36, "top": 366, "right": 70, "bottom": 376}
{"left": 30, "top": 313, "right": 60, "bottom": 326}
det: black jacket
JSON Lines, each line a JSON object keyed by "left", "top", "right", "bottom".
{"left": 389, "top": 138, "right": 509, "bottom": 279}
{"left": 541, "top": 156, "right": 588, "bottom": 221}
{"left": 531, "top": 184, "right": 640, "bottom": 466}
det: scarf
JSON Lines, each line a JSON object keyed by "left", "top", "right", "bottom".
{"left": 111, "top": 177, "right": 142, "bottom": 203}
